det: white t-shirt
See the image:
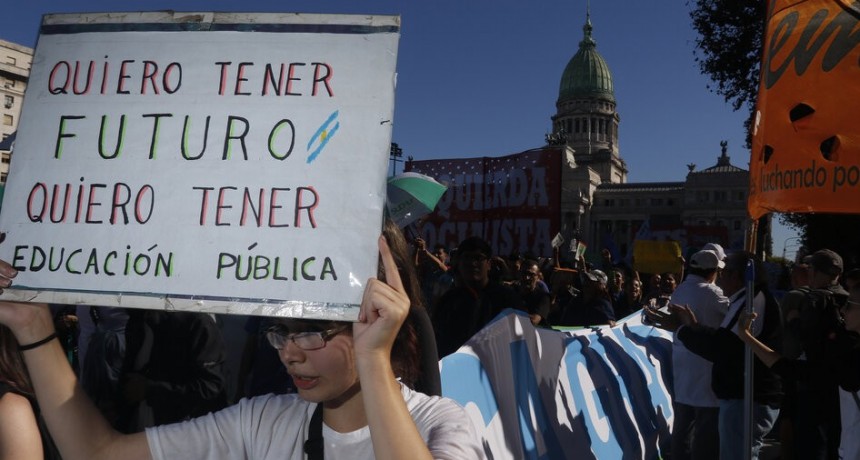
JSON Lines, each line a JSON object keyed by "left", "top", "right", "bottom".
{"left": 839, "top": 388, "right": 860, "bottom": 460}
{"left": 146, "top": 382, "right": 484, "bottom": 460}
{"left": 670, "top": 274, "right": 729, "bottom": 407}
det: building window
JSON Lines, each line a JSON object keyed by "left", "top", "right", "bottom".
{"left": 735, "top": 190, "right": 746, "bottom": 201}
{"left": 2, "top": 114, "right": 12, "bottom": 126}
{"left": 734, "top": 220, "right": 742, "bottom": 230}
{"left": 3, "top": 95, "right": 12, "bottom": 108}
{"left": 667, "top": 199, "right": 675, "bottom": 206}
{"left": 696, "top": 191, "right": 709, "bottom": 203}
{"left": 601, "top": 220, "right": 612, "bottom": 234}
{"left": 604, "top": 199, "right": 615, "bottom": 207}
{"left": 651, "top": 198, "right": 663, "bottom": 206}
{"left": 6, "top": 56, "right": 16, "bottom": 66}
{"left": 714, "top": 191, "right": 728, "bottom": 202}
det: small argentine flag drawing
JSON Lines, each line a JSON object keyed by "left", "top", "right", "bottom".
{"left": 306, "top": 110, "right": 340, "bottom": 164}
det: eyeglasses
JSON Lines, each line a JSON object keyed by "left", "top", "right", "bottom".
{"left": 264, "top": 324, "right": 348, "bottom": 351}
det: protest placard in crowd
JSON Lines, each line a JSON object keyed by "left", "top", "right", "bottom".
{"left": 409, "top": 148, "right": 563, "bottom": 258}
{"left": 0, "top": 12, "right": 400, "bottom": 319}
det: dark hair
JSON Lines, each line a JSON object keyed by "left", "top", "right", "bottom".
{"left": 456, "top": 236, "right": 492, "bottom": 258}
{"left": 0, "top": 324, "right": 34, "bottom": 396}
{"left": 521, "top": 258, "right": 540, "bottom": 272}
{"left": 625, "top": 278, "right": 643, "bottom": 302}
{"left": 723, "top": 251, "right": 767, "bottom": 288}
{"left": 380, "top": 219, "right": 422, "bottom": 387}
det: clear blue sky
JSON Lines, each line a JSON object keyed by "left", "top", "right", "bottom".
{"left": 0, "top": 0, "right": 800, "bottom": 258}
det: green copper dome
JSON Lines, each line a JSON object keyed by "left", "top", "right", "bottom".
{"left": 558, "top": 18, "right": 614, "bottom": 102}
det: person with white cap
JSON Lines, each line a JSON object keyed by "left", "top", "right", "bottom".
{"left": 702, "top": 243, "right": 727, "bottom": 262}
{"left": 648, "top": 251, "right": 783, "bottom": 460}
{"left": 656, "top": 249, "right": 729, "bottom": 460}
{"left": 559, "top": 269, "right": 616, "bottom": 327}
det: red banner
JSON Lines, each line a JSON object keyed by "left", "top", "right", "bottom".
{"left": 407, "top": 148, "right": 562, "bottom": 257}
{"left": 749, "top": 0, "right": 860, "bottom": 218}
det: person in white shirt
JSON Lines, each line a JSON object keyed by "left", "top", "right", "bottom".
{"left": 649, "top": 251, "right": 782, "bottom": 460}
{"left": 664, "top": 249, "right": 729, "bottom": 460}
{"left": 0, "top": 229, "right": 484, "bottom": 460}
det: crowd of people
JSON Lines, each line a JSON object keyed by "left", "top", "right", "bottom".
{"left": 646, "top": 247, "right": 860, "bottom": 460}
{"left": 1, "top": 224, "right": 859, "bottom": 460}
{"left": 417, "top": 234, "right": 860, "bottom": 460}
{"left": 415, "top": 235, "right": 684, "bottom": 357}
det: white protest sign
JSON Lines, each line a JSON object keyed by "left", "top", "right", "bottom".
{"left": 0, "top": 12, "right": 400, "bottom": 320}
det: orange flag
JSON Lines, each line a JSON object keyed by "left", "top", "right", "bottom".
{"left": 749, "top": 0, "right": 860, "bottom": 219}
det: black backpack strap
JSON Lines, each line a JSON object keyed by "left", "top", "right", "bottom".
{"left": 304, "top": 403, "right": 324, "bottom": 460}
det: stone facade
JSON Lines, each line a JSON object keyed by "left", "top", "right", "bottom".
{"left": 0, "top": 39, "right": 33, "bottom": 183}
{"left": 551, "top": 17, "right": 756, "bottom": 258}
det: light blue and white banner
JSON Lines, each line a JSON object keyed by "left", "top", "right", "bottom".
{"left": 440, "top": 309, "right": 674, "bottom": 460}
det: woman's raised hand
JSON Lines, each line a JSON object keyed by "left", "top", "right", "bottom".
{"left": 0, "top": 259, "right": 54, "bottom": 344}
{"left": 736, "top": 311, "right": 758, "bottom": 341}
{"left": 353, "top": 235, "right": 410, "bottom": 359}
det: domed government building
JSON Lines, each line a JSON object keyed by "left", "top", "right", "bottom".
{"left": 409, "top": 12, "right": 758, "bottom": 264}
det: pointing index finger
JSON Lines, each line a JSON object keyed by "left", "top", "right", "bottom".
{"left": 378, "top": 235, "right": 405, "bottom": 293}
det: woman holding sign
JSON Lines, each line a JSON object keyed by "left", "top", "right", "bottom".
{"left": 0, "top": 324, "right": 61, "bottom": 459}
{"left": 0, "top": 228, "right": 482, "bottom": 460}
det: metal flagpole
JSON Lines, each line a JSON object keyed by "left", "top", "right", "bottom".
{"left": 742, "top": 218, "right": 759, "bottom": 460}
{"left": 743, "top": 257, "right": 755, "bottom": 460}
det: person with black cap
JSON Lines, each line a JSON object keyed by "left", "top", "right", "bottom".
{"left": 777, "top": 248, "right": 849, "bottom": 460}
{"left": 431, "top": 236, "right": 525, "bottom": 357}
{"left": 738, "top": 283, "right": 860, "bottom": 460}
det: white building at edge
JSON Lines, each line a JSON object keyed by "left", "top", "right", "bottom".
{"left": 0, "top": 39, "right": 33, "bottom": 184}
